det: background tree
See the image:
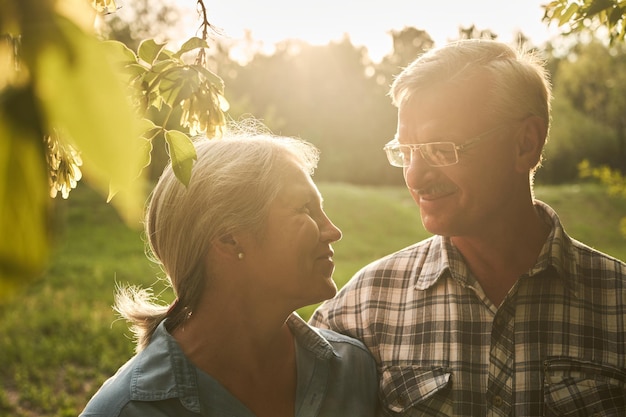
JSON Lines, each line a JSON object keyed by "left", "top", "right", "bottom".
{"left": 543, "top": 0, "right": 626, "bottom": 236}
{"left": 457, "top": 24, "right": 498, "bottom": 40}
{"left": 556, "top": 40, "right": 626, "bottom": 171}
{"left": 375, "top": 27, "right": 434, "bottom": 88}
{"left": 539, "top": 88, "right": 619, "bottom": 183}
{"left": 98, "top": 0, "right": 181, "bottom": 51}
{"left": 543, "top": 0, "right": 625, "bottom": 44}
{"left": 215, "top": 36, "right": 401, "bottom": 185}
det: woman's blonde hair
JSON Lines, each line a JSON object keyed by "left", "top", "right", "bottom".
{"left": 115, "top": 129, "right": 319, "bottom": 351}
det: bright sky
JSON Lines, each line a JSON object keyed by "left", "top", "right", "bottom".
{"left": 174, "top": 0, "right": 564, "bottom": 62}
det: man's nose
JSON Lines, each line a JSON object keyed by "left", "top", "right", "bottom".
{"left": 403, "top": 150, "right": 431, "bottom": 187}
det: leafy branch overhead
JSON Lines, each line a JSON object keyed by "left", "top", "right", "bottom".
{"left": 543, "top": 0, "right": 626, "bottom": 43}
{"left": 106, "top": 36, "right": 229, "bottom": 186}
{"left": 0, "top": 0, "right": 226, "bottom": 301}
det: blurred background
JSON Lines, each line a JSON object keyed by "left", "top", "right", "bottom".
{"left": 1, "top": 0, "right": 625, "bottom": 415}
{"left": 98, "top": 0, "right": 625, "bottom": 186}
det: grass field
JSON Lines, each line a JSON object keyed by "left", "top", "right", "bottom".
{"left": 1, "top": 182, "right": 625, "bottom": 416}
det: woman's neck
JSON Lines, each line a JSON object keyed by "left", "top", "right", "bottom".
{"left": 171, "top": 298, "right": 298, "bottom": 417}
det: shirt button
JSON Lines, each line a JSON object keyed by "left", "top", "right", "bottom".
{"left": 493, "top": 395, "right": 503, "bottom": 407}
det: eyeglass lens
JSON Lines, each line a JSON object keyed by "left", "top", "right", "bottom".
{"left": 420, "top": 143, "right": 457, "bottom": 166}
{"left": 388, "top": 143, "right": 458, "bottom": 167}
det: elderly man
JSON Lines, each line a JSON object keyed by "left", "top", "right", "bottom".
{"left": 310, "top": 39, "right": 626, "bottom": 416}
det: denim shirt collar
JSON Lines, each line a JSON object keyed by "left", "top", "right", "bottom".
{"left": 129, "top": 313, "right": 339, "bottom": 414}
{"left": 129, "top": 321, "right": 202, "bottom": 413}
{"left": 287, "top": 312, "right": 340, "bottom": 360}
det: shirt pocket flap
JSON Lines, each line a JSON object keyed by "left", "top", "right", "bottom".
{"left": 544, "top": 357, "right": 626, "bottom": 416}
{"left": 380, "top": 366, "right": 451, "bottom": 413}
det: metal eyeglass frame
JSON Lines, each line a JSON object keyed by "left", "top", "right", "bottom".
{"left": 383, "top": 125, "right": 507, "bottom": 168}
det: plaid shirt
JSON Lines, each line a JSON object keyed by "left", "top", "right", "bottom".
{"left": 310, "top": 200, "right": 626, "bottom": 416}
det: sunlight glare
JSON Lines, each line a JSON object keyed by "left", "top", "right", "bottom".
{"left": 173, "top": 0, "right": 562, "bottom": 63}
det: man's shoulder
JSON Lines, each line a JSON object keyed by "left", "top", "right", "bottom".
{"left": 548, "top": 231, "right": 626, "bottom": 305}
{"left": 569, "top": 237, "right": 626, "bottom": 278}
{"left": 537, "top": 200, "right": 626, "bottom": 281}
{"left": 359, "top": 235, "right": 439, "bottom": 272}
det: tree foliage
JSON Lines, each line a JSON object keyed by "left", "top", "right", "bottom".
{"left": 4, "top": 0, "right": 626, "bottom": 301}
{"left": 216, "top": 35, "right": 401, "bottom": 185}
{"left": 375, "top": 27, "right": 434, "bottom": 88}
{"left": 543, "top": 0, "right": 626, "bottom": 237}
{"left": 0, "top": 0, "right": 226, "bottom": 302}
{"left": 543, "top": 0, "right": 626, "bottom": 43}
{"left": 554, "top": 40, "right": 626, "bottom": 171}
{"left": 539, "top": 92, "right": 619, "bottom": 183}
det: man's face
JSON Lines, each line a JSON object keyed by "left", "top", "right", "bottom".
{"left": 396, "top": 73, "right": 522, "bottom": 238}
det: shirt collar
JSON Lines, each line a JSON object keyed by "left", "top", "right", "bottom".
{"left": 287, "top": 312, "right": 339, "bottom": 360}
{"left": 130, "top": 320, "right": 201, "bottom": 413}
{"left": 413, "top": 200, "right": 578, "bottom": 292}
{"left": 413, "top": 235, "right": 451, "bottom": 290}
{"left": 128, "top": 314, "right": 338, "bottom": 412}
{"left": 530, "top": 200, "right": 579, "bottom": 285}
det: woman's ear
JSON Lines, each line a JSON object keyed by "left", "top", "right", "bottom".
{"left": 212, "top": 233, "right": 242, "bottom": 260}
{"left": 515, "top": 116, "right": 547, "bottom": 173}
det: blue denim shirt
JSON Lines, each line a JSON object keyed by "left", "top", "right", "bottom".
{"left": 80, "top": 313, "right": 378, "bottom": 416}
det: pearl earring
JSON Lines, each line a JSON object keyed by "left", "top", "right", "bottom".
{"left": 237, "top": 252, "right": 244, "bottom": 260}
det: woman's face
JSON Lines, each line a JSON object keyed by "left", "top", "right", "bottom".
{"left": 240, "top": 160, "right": 343, "bottom": 310}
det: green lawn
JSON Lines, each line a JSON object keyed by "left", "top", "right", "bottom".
{"left": 1, "top": 182, "right": 625, "bottom": 416}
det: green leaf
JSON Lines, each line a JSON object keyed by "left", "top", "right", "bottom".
{"left": 0, "top": 102, "right": 50, "bottom": 303}
{"left": 123, "top": 63, "right": 149, "bottom": 80}
{"left": 142, "top": 60, "right": 179, "bottom": 104}
{"left": 164, "top": 130, "right": 196, "bottom": 186}
{"left": 191, "top": 64, "right": 225, "bottom": 92}
{"left": 143, "top": 59, "right": 178, "bottom": 86}
{"left": 137, "top": 39, "right": 167, "bottom": 66}
{"left": 35, "top": 15, "right": 147, "bottom": 224}
{"left": 550, "top": 2, "right": 565, "bottom": 20}
{"left": 138, "top": 117, "right": 158, "bottom": 132}
{"left": 158, "top": 66, "right": 199, "bottom": 107}
{"left": 151, "top": 58, "right": 178, "bottom": 73}
{"left": 102, "top": 40, "right": 138, "bottom": 65}
{"left": 143, "top": 127, "right": 161, "bottom": 141}
{"left": 174, "top": 37, "right": 209, "bottom": 58}
{"left": 559, "top": 3, "right": 580, "bottom": 25}
{"left": 584, "top": 0, "right": 615, "bottom": 16}
{"left": 608, "top": 6, "right": 623, "bottom": 26}
{"left": 158, "top": 48, "right": 175, "bottom": 61}
{"left": 157, "top": 72, "right": 185, "bottom": 107}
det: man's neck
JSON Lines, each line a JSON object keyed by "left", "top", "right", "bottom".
{"left": 450, "top": 203, "right": 551, "bottom": 306}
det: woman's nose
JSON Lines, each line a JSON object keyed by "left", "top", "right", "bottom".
{"left": 321, "top": 213, "right": 342, "bottom": 243}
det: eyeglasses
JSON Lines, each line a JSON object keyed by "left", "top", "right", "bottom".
{"left": 383, "top": 125, "right": 507, "bottom": 168}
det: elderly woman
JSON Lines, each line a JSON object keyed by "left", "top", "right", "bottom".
{"left": 80, "top": 133, "right": 378, "bottom": 417}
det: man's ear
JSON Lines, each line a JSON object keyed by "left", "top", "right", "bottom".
{"left": 515, "top": 116, "right": 547, "bottom": 173}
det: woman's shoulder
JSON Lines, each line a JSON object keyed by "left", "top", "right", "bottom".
{"left": 316, "top": 327, "right": 371, "bottom": 353}
{"left": 290, "top": 313, "right": 374, "bottom": 363}
{"left": 79, "top": 356, "right": 138, "bottom": 416}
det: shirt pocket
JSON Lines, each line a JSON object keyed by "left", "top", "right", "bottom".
{"left": 543, "top": 357, "right": 626, "bottom": 417}
{"left": 380, "top": 365, "right": 452, "bottom": 415}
